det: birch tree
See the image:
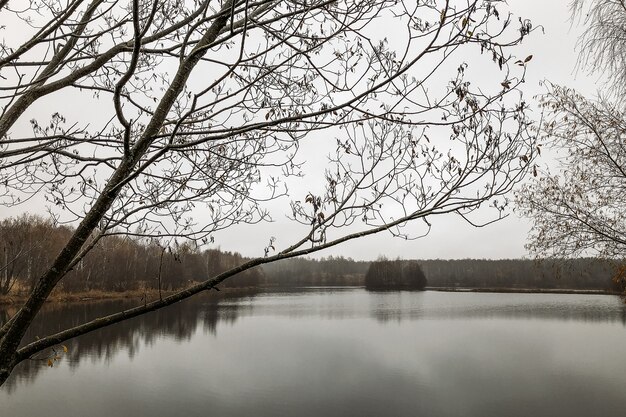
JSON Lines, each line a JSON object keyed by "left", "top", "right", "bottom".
{"left": 517, "top": 1, "right": 626, "bottom": 261}
{"left": 518, "top": 86, "right": 626, "bottom": 259}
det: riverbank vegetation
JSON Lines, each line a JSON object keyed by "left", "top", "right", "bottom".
{"left": 0, "top": 215, "right": 263, "bottom": 301}
{"left": 268, "top": 257, "right": 623, "bottom": 293}
{"left": 2, "top": 216, "right": 623, "bottom": 304}
{"left": 420, "top": 259, "right": 624, "bottom": 293}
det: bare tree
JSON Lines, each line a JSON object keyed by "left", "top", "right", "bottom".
{"left": 517, "top": 1, "right": 626, "bottom": 259}
{"left": 517, "top": 85, "right": 626, "bottom": 258}
{"left": 571, "top": 0, "right": 626, "bottom": 107}
{"left": 0, "top": 0, "right": 537, "bottom": 384}
{"left": 0, "top": 215, "right": 55, "bottom": 295}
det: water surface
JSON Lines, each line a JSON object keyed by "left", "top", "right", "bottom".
{"left": 2, "top": 289, "right": 626, "bottom": 416}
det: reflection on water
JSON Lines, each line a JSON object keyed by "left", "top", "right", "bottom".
{"left": 2, "top": 290, "right": 626, "bottom": 417}
{"left": 1, "top": 291, "right": 257, "bottom": 393}
{"left": 230, "top": 288, "right": 626, "bottom": 324}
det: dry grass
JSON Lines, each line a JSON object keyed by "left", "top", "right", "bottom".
{"left": 0, "top": 284, "right": 257, "bottom": 306}
{"left": 0, "top": 286, "right": 178, "bottom": 306}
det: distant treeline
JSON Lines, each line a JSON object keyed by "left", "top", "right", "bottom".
{"left": 261, "top": 256, "right": 369, "bottom": 287}
{"left": 1, "top": 215, "right": 624, "bottom": 295}
{"left": 420, "top": 258, "right": 623, "bottom": 292}
{"left": 263, "top": 257, "right": 623, "bottom": 292}
{"left": 0, "top": 215, "right": 263, "bottom": 295}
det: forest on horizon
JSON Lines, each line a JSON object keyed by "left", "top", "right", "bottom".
{"left": 1, "top": 215, "right": 623, "bottom": 297}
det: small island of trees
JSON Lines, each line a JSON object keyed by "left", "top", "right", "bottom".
{"left": 364, "top": 259, "right": 427, "bottom": 291}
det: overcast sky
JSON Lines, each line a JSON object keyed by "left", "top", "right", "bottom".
{"left": 0, "top": 1, "right": 603, "bottom": 261}
{"left": 208, "top": 0, "right": 602, "bottom": 261}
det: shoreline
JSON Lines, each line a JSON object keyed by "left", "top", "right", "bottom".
{"left": 426, "top": 287, "right": 623, "bottom": 295}
{"left": 2, "top": 286, "right": 622, "bottom": 306}
{"left": 0, "top": 288, "right": 180, "bottom": 306}
{"left": 0, "top": 287, "right": 260, "bottom": 306}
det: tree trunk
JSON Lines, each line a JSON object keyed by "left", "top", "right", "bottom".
{"left": 0, "top": 2, "right": 233, "bottom": 384}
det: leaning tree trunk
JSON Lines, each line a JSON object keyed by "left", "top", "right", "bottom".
{"left": 0, "top": 3, "right": 233, "bottom": 384}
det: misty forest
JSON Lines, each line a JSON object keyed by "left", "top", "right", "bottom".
{"left": 1, "top": 0, "right": 626, "bottom": 416}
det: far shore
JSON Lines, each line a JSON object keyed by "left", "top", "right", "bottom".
{"left": 426, "top": 287, "right": 623, "bottom": 296}
{"left": 1, "top": 286, "right": 623, "bottom": 306}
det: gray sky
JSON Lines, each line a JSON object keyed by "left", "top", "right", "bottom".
{"left": 0, "top": 0, "right": 602, "bottom": 261}
{"left": 209, "top": 0, "right": 601, "bottom": 261}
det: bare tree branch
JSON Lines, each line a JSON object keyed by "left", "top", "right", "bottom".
{"left": 0, "top": 0, "right": 538, "bottom": 384}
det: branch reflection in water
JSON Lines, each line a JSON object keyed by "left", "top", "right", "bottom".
{"left": 1, "top": 290, "right": 258, "bottom": 392}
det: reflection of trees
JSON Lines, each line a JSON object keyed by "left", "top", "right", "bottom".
{"left": 432, "top": 302, "right": 626, "bottom": 325}
{"left": 4, "top": 289, "right": 626, "bottom": 392}
{"left": 1, "top": 291, "right": 257, "bottom": 391}
{"left": 370, "top": 295, "right": 626, "bottom": 325}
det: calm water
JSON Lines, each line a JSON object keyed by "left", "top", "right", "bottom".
{"left": 2, "top": 289, "right": 626, "bottom": 416}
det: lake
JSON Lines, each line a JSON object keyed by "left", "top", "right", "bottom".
{"left": 2, "top": 289, "right": 626, "bottom": 416}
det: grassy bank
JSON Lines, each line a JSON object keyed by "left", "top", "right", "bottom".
{"left": 0, "top": 288, "right": 183, "bottom": 306}
{"left": 0, "top": 285, "right": 262, "bottom": 306}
